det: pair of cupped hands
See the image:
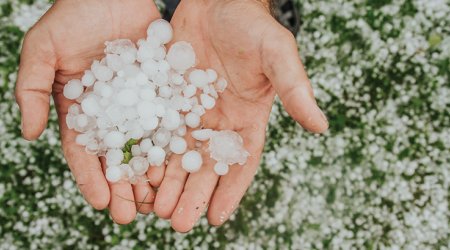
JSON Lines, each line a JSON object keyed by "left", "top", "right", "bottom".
{"left": 15, "top": 0, "right": 328, "bottom": 232}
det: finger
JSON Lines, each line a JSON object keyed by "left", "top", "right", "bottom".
{"left": 133, "top": 181, "right": 155, "bottom": 214}
{"left": 262, "top": 24, "right": 328, "bottom": 133}
{"left": 54, "top": 93, "right": 110, "bottom": 210}
{"left": 207, "top": 128, "right": 265, "bottom": 226}
{"left": 15, "top": 27, "right": 56, "bottom": 140}
{"left": 171, "top": 148, "right": 219, "bottom": 233}
{"left": 99, "top": 158, "right": 137, "bottom": 224}
{"left": 153, "top": 154, "right": 188, "bottom": 219}
{"left": 146, "top": 163, "right": 166, "bottom": 187}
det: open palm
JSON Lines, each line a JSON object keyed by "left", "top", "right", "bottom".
{"left": 15, "top": 0, "right": 161, "bottom": 224}
{"left": 153, "top": 0, "right": 329, "bottom": 232}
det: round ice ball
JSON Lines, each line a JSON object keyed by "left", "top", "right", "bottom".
{"left": 106, "top": 165, "right": 123, "bottom": 183}
{"left": 63, "top": 79, "right": 84, "bottom": 100}
{"left": 147, "top": 19, "right": 173, "bottom": 45}
{"left": 166, "top": 41, "right": 196, "bottom": 72}
{"left": 106, "top": 149, "right": 124, "bottom": 165}
{"left": 81, "top": 96, "right": 101, "bottom": 116}
{"left": 185, "top": 112, "right": 201, "bottom": 128}
{"left": 169, "top": 136, "right": 187, "bottom": 155}
{"left": 104, "top": 131, "right": 126, "bottom": 148}
{"left": 148, "top": 146, "right": 166, "bottom": 166}
{"left": 182, "top": 150, "right": 203, "bottom": 173}
{"left": 130, "top": 156, "right": 149, "bottom": 176}
{"left": 189, "top": 69, "right": 209, "bottom": 88}
{"left": 214, "top": 162, "right": 229, "bottom": 176}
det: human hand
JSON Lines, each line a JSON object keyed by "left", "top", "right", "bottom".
{"left": 15, "top": 0, "right": 161, "bottom": 224}
{"left": 153, "top": 0, "right": 329, "bottom": 232}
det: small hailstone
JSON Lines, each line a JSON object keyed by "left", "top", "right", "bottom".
{"left": 147, "top": 19, "right": 173, "bottom": 45}
{"left": 155, "top": 104, "right": 166, "bottom": 117}
{"left": 148, "top": 146, "right": 166, "bottom": 166}
{"left": 130, "top": 156, "right": 149, "bottom": 175}
{"left": 137, "top": 101, "right": 156, "bottom": 118}
{"left": 104, "top": 131, "right": 126, "bottom": 148}
{"left": 153, "top": 128, "right": 171, "bottom": 147}
{"left": 137, "top": 45, "right": 155, "bottom": 62}
{"left": 92, "top": 65, "right": 114, "bottom": 81}
{"left": 159, "top": 85, "right": 173, "bottom": 98}
{"left": 100, "top": 85, "right": 113, "bottom": 98}
{"left": 183, "top": 85, "right": 197, "bottom": 98}
{"left": 140, "top": 87, "right": 156, "bottom": 101}
{"left": 152, "top": 71, "right": 169, "bottom": 86}
{"left": 166, "top": 41, "right": 196, "bottom": 72}
{"left": 214, "top": 162, "right": 229, "bottom": 176}
{"left": 161, "top": 109, "right": 180, "bottom": 131}
{"left": 63, "top": 80, "right": 84, "bottom": 100}
{"left": 185, "top": 112, "right": 201, "bottom": 128}
{"left": 182, "top": 150, "right": 203, "bottom": 173}
{"left": 106, "top": 54, "right": 124, "bottom": 72}
{"left": 81, "top": 96, "right": 101, "bottom": 116}
{"left": 191, "top": 129, "right": 215, "bottom": 141}
{"left": 117, "top": 89, "right": 138, "bottom": 107}
{"left": 169, "top": 136, "right": 187, "bottom": 154}
{"left": 104, "top": 39, "right": 135, "bottom": 54}
{"left": 215, "top": 78, "right": 228, "bottom": 92}
{"left": 76, "top": 114, "right": 89, "bottom": 128}
{"left": 206, "top": 69, "right": 218, "bottom": 83}
{"left": 106, "top": 149, "right": 124, "bottom": 165}
{"left": 189, "top": 69, "right": 209, "bottom": 88}
{"left": 157, "top": 60, "right": 171, "bottom": 72}
{"left": 208, "top": 130, "right": 249, "bottom": 165}
{"left": 139, "top": 138, "right": 153, "bottom": 153}
{"left": 153, "top": 46, "right": 166, "bottom": 61}
{"left": 191, "top": 105, "right": 206, "bottom": 116}
{"left": 141, "top": 59, "right": 159, "bottom": 77}
{"left": 81, "top": 70, "right": 96, "bottom": 87}
{"left": 68, "top": 104, "right": 81, "bottom": 115}
{"left": 131, "top": 145, "right": 142, "bottom": 157}
{"left": 176, "top": 125, "right": 187, "bottom": 137}
{"left": 200, "top": 94, "right": 216, "bottom": 110}
{"left": 120, "top": 164, "right": 134, "bottom": 179}
{"left": 171, "top": 73, "right": 184, "bottom": 85}
{"left": 106, "top": 165, "right": 123, "bottom": 183}
{"left": 75, "top": 133, "right": 91, "bottom": 146}
{"left": 140, "top": 116, "right": 159, "bottom": 130}
{"left": 120, "top": 48, "right": 137, "bottom": 64}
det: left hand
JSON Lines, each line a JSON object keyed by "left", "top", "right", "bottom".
{"left": 151, "top": 0, "right": 329, "bottom": 232}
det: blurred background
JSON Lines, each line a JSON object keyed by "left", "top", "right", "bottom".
{"left": 0, "top": 0, "right": 449, "bottom": 249}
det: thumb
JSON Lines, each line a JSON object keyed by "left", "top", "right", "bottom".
{"left": 15, "top": 27, "right": 56, "bottom": 140}
{"left": 262, "top": 25, "right": 328, "bottom": 133}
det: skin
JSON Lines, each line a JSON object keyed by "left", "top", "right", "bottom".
{"left": 15, "top": 0, "right": 161, "bottom": 224}
{"left": 153, "top": 0, "right": 328, "bottom": 232}
{"left": 15, "top": 0, "right": 328, "bottom": 232}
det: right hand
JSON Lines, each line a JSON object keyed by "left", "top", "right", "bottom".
{"left": 15, "top": 0, "right": 161, "bottom": 224}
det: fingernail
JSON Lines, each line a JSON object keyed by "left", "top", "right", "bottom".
{"left": 319, "top": 109, "right": 329, "bottom": 127}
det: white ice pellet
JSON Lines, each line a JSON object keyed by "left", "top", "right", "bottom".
{"left": 200, "top": 94, "right": 216, "bottom": 110}
{"left": 63, "top": 80, "right": 84, "bottom": 100}
{"left": 76, "top": 114, "right": 89, "bottom": 128}
{"left": 106, "top": 149, "right": 124, "bottom": 165}
{"left": 137, "top": 45, "right": 155, "bottom": 63}
{"left": 215, "top": 78, "right": 228, "bottom": 92}
{"left": 81, "top": 70, "right": 96, "bottom": 87}
{"left": 208, "top": 130, "right": 249, "bottom": 165}
{"left": 120, "top": 48, "right": 137, "bottom": 64}
{"left": 139, "top": 138, "right": 153, "bottom": 153}
{"left": 141, "top": 59, "right": 159, "bottom": 77}
{"left": 185, "top": 112, "right": 201, "bottom": 128}
{"left": 176, "top": 125, "right": 187, "bottom": 137}
{"left": 117, "top": 89, "right": 138, "bottom": 107}
{"left": 140, "top": 116, "right": 159, "bottom": 131}
{"left": 181, "top": 150, "right": 203, "bottom": 173}
{"left": 139, "top": 87, "right": 156, "bottom": 101}
{"left": 106, "top": 54, "right": 124, "bottom": 72}
{"left": 161, "top": 109, "right": 180, "bottom": 131}
{"left": 104, "top": 131, "right": 126, "bottom": 148}
{"left": 159, "top": 85, "right": 173, "bottom": 98}
{"left": 147, "top": 19, "right": 173, "bottom": 45}
{"left": 206, "top": 69, "right": 218, "bottom": 83}
{"left": 191, "top": 129, "right": 215, "bottom": 141}
{"left": 183, "top": 85, "right": 197, "bottom": 98}
{"left": 106, "top": 165, "right": 123, "bottom": 183}
{"left": 81, "top": 96, "right": 101, "bottom": 116}
{"left": 153, "top": 46, "right": 166, "bottom": 61}
{"left": 189, "top": 69, "right": 209, "bottom": 88}
{"left": 104, "top": 39, "right": 135, "bottom": 55}
{"left": 191, "top": 105, "right": 206, "bottom": 116}
{"left": 75, "top": 133, "right": 91, "bottom": 146}
{"left": 152, "top": 128, "right": 171, "bottom": 147}
{"left": 130, "top": 156, "right": 149, "bottom": 175}
{"left": 169, "top": 136, "right": 187, "bottom": 154}
{"left": 148, "top": 146, "right": 166, "bottom": 166}
{"left": 131, "top": 145, "right": 142, "bottom": 156}
{"left": 92, "top": 65, "right": 113, "bottom": 82}
{"left": 214, "top": 162, "right": 229, "bottom": 176}
{"left": 166, "top": 41, "right": 196, "bottom": 72}
{"left": 137, "top": 101, "right": 156, "bottom": 118}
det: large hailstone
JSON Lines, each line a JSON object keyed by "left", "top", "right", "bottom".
{"left": 208, "top": 130, "right": 249, "bottom": 165}
{"left": 166, "top": 41, "right": 196, "bottom": 72}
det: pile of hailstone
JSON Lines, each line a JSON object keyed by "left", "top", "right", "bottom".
{"left": 63, "top": 19, "right": 249, "bottom": 183}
